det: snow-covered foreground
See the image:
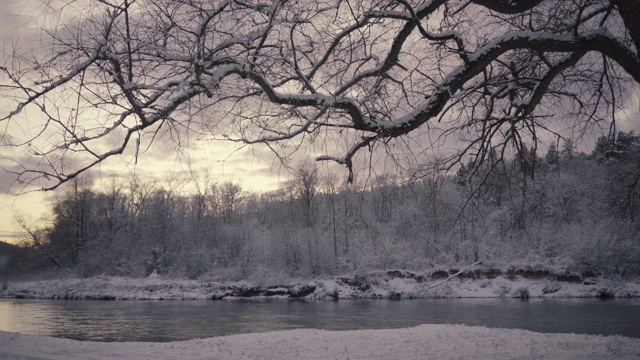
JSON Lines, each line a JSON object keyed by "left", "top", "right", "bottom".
{"left": 2, "top": 324, "right": 640, "bottom": 359}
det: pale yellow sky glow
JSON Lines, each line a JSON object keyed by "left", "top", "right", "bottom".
{"left": 0, "top": 0, "right": 305, "bottom": 244}
{"left": 0, "top": 75, "right": 309, "bottom": 242}
{"left": 0, "top": 124, "right": 294, "bottom": 244}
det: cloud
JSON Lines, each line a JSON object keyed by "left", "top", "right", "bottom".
{"left": 0, "top": 169, "right": 20, "bottom": 197}
{"left": 0, "top": 1, "right": 32, "bottom": 31}
{"left": 0, "top": 151, "right": 36, "bottom": 197}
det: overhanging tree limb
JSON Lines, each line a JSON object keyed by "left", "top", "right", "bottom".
{"left": 1, "top": 0, "right": 639, "bottom": 189}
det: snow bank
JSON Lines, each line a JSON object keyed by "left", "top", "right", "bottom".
{"left": 2, "top": 270, "right": 639, "bottom": 300}
{"left": 2, "top": 324, "right": 640, "bottom": 359}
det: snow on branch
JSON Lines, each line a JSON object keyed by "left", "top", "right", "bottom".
{"left": 2, "top": 0, "right": 640, "bottom": 189}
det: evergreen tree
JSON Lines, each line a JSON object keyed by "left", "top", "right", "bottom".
{"left": 456, "top": 163, "right": 469, "bottom": 188}
{"left": 592, "top": 131, "right": 640, "bottom": 162}
{"left": 561, "top": 139, "right": 575, "bottom": 160}
{"left": 545, "top": 143, "right": 559, "bottom": 165}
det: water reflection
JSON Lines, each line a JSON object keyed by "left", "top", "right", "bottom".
{"left": 0, "top": 298, "right": 638, "bottom": 342}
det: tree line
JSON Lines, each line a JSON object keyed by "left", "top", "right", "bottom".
{"left": 6, "top": 134, "right": 640, "bottom": 279}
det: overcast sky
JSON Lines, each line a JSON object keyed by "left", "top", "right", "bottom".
{"left": 0, "top": 1, "right": 298, "bottom": 244}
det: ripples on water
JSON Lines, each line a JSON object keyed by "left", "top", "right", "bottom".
{"left": 0, "top": 298, "right": 638, "bottom": 342}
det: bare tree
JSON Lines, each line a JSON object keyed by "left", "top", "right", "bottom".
{"left": 14, "top": 213, "right": 62, "bottom": 268}
{"left": 218, "top": 181, "right": 242, "bottom": 224}
{"left": 324, "top": 173, "right": 340, "bottom": 270}
{"left": 48, "top": 177, "right": 95, "bottom": 265}
{"left": 294, "top": 162, "right": 318, "bottom": 227}
{"left": 2, "top": 0, "right": 640, "bottom": 189}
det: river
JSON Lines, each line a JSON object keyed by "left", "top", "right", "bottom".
{"left": 0, "top": 298, "right": 638, "bottom": 342}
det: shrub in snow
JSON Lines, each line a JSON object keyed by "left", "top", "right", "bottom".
{"left": 290, "top": 284, "right": 316, "bottom": 298}
{"left": 329, "top": 285, "right": 339, "bottom": 300}
{"left": 596, "top": 288, "right": 615, "bottom": 299}
{"left": 388, "top": 290, "right": 402, "bottom": 300}
{"left": 493, "top": 281, "right": 512, "bottom": 296}
{"left": 515, "top": 287, "right": 530, "bottom": 299}
{"left": 542, "top": 282, "right": 562, "bottom": 294}
{"left": 341, "top": 274, "right": 371, "bottom": 291}
{"left": 185, "top": 253, "right": 209, "bottom": 280}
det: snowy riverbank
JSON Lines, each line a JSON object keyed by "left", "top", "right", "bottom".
{"left": 2, "top": 269, "right": 639, "bottom": 300}
{"left": 2, "top": 324, "right": 640, "bottom": 359}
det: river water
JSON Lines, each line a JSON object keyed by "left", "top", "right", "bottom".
{"left": 1, "top": 298, "right": 638, "bottom": 342}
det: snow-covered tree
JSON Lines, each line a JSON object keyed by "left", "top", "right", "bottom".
{"left": 2, "top": 0, "right": 640, "bottom": 189}
{"left": 545, "top": 142, "right": 559, "bottom": 166}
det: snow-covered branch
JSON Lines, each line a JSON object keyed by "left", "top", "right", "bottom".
{"left": 2, "top": 0, "right": 640, "bottom": 188}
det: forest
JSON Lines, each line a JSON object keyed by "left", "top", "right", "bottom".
{"left": 4, "top": 133, "right": 640, "bottom": 280}
{"left": 2, "top": 0, "right": 640, "bottom": 282}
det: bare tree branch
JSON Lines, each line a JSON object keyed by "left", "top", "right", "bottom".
{"left": 1, "top": 0, "right": 639, "bottom": 189}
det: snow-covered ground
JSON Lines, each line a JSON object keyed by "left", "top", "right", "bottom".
{"left": 2, "top": 270, "right": 639, "bottom": 300}
{"left": 2, "top": 272, "right": 639, "bottom": 359}
{"left": 2, "top": 324, "right": 640, "bottom": 359}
